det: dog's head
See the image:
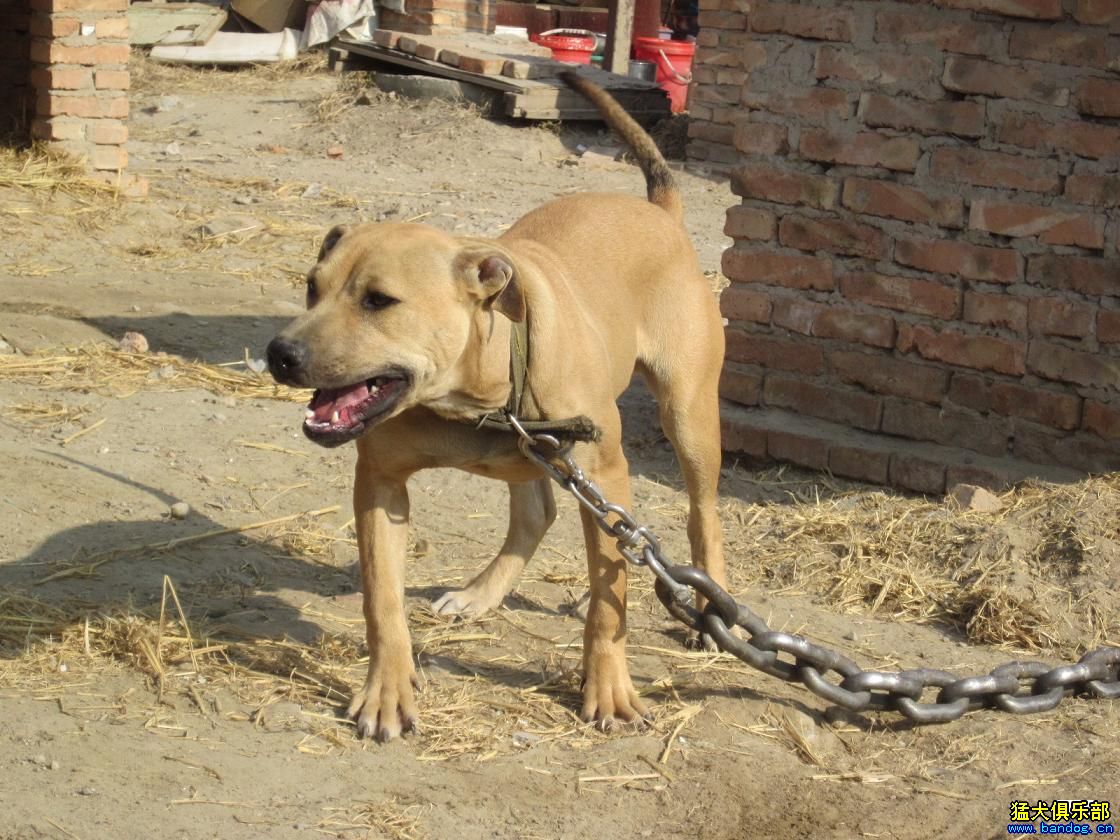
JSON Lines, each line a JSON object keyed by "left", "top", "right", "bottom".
{"left": 267, "top": 222, "right": 524, "bottom": 447}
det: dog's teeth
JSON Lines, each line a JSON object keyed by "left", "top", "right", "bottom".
{"left": 331, "top": 411, "right": 340, "bottom": 424}
{"left": 305, "top": 409, "right": 315, "bottom": 420}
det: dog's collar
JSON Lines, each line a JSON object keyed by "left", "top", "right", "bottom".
{"left": 471, "top": 314, "right": 601, "bottom": 443}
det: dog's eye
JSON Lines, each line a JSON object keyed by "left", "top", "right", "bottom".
{"left": 363, "top": 291, "right": 398, "bottom": 311}
{"left": 306, "top": 277, "right": 318, "bottom": 305}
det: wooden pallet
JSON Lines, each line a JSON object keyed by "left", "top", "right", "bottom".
{"left": 333, "top": 34, "right": 669, "bottom": 122}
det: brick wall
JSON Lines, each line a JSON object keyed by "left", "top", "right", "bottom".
{"left": 694, "top": 0, "right": 1120, "bottom": 492}
{"left": 379, "top": 0, "right": 496, "bottom": 35}
{"left": 25, "top": 0, "right": 142, "bottom": 192}
{"left": 1, "top": 0, "right": 32, "bottom": 135}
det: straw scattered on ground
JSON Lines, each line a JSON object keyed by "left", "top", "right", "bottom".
{"left": 0, "top": 142, "right": 122, "bottom": 200}
{"left": 721, "top": 472, "right": 1120, "bottom": 655}
{"left": 0, "top": 343, "right": 309, "bottom": 403}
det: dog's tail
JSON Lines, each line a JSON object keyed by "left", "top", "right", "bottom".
{"left": 559, "top": 71, "right": 682, "bottom": 223}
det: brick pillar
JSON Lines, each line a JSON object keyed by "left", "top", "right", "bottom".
{"left": 0, "top": 0, "right": 32, "bottom": 136}
{"left": 28, "top": 0, "right": 144, "bottom": 194}
{"left": 379, "top": 0, "right": 496, "bottom": 35}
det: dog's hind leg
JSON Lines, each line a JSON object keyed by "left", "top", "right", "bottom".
{"left": 432, "top": 477, "right": 556, "bottom": 616}
{"left": 639, "top": 327, "right": 728, "bottom": 623}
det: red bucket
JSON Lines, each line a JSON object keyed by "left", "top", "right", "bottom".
{"left": 632, "top": 37, "right": 695, "bottom": 113}
{"left": 533, "top": 29, "right": 595, "bottom": 64}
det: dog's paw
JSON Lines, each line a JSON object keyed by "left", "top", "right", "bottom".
{"left": 580, "top": 655, "right": 649, "bottom": 732}
{"left": 431, "top": 586, "right": 502, "bottom": 617}
{"left": 347, "top": 667, "right": 420, "bottom": 742}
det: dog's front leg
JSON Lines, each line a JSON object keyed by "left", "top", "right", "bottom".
{"left": 348, "top": 458, "right": 418, "bottom": 741}
{"left": 578, "top": 454, "right": 648, "bottom": 728}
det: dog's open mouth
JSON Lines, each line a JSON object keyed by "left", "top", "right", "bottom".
{"left": 302, "top": 372, "right": 411, "bottom": 446}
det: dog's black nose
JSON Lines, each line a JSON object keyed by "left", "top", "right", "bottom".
{"left": 267, "top": 336, "right": 308, "bottom": 384}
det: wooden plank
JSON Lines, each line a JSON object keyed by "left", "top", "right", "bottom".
{"left": 129, "top": 2, "right": 226, "bottom": 46}
{"left": 604, "top": 0, "right": 636, "bottom": 74}
{"left": 339, "top": 40, "right": 526, "bottom": 92}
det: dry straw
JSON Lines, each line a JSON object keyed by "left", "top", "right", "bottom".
{"left": 0, "top": 343, "right": 309, "bottom": 403}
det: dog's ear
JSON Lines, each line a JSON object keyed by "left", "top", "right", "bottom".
{"left": 318, "top": 224, "right": 350, "bottom": 261}
{"left": 459, "top": 251, "right": 525, "bottom": 323}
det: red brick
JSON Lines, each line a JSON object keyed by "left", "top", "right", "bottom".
{"left": 817, "top": 309, "right": 897, "bottom": 349}
{"left": 29, "top": 14, "right": 78, "bottom": 36}
{"left": 750, "top": 1, "right": 855, "bottom": 41}
{"left": 698, "top": 10, "right": 747, "bottom": 29}
{"left": 935, "top": 0, "right": 1061, "bottom": 18}
{"left": 373, "top": 29, "right": 403, "bottom": 47}
{"left": 799, "top": 128, "right": 920, "bottom": 172}
{"left": 743, "top": 87, "right": 852, "bottom": 123}
{"left": 722, "top": 249, "right": 835, "bottom": 291}
{"left": 779, "top": 215, "right": 888, "bottom": 260}
{"left": 94, "top": 16, "right": 129, "bottom": 38}
{"left": 889, "top": 454, "right": 946, "bottom": 495}
{"left": 884, "top": 399, "right": 1010, "bottom": 455}
{"left": 859, "top": 93, "right": 986, "bottom": 138}
{"left": 94, "top": 70, "right": 129, "bottom": 91}
{"left": 721, "top": 285, "right": 773, "bottom": 323}
{"left": 832, "top": 350, "right": 950, "bottom": 403}
{"left": 997, "top": 112, "right": 1120, "bottom": 160}
{"left": 30, "top": 41, "right": 130, "bottom": 66}
{"left": 29, "top": 67, "right": 91, "bottom": 90}
{"left": 874, "top": 9, "right": 1004, "bottom": 56}
{"left": 1009, "top": 26, "right": 1118, "bottom": 70}
{"left": 30, "top": 116, "right": 83, "bottom": 141}
{"left": 941, "top": 56, "right": 1069, "bottom": 106}
{"left": 898, "top": 324, "right": 1026, "bottom": 375}
{"left": 733, "top": 120, "right": 790, "bottom": 156}
{"left": 1077, "top": 78, "right": 1120, "bottom": 118}
{"left": 1084, "top": 401, "right": 1120, "bottom": 440}
{"left": 814, "top": 46, "right": 938, "bottom": 91}
{"left": 969, "top": 201, "right": 1105, "bottom": 249}
{"left": 1027, "top": 298, "right": 1095, "bottom": 337}
{"left": 719, "top": 366, "right": 763, "bottom": 406}
{"left": 1027, "top": 255, "right": 1120, "bottom": 296}
{"left": 963, "top": 291, "right": 1028, "bottom": 333}
{"left": 731, "top": 164, "right": 839, "bottom": 209}
{"left": 87, "top": 120, "right": 127, "bottom": 144}
{"left": 1028, "top": 340, "right": 1120, "bottom": 389}
{"left": 771, "top": 297, "right": 822, "bottom": 335}
{"left": 725, "top": 329, "right": 825, "bottom": 374}
{"left": 767, "top": 428, "right": 831, "bottom": 470}
{"left": 1073, "top": 0, "right": 1120, "bottom": 24}
{"left": 1065, "top": 175, "right": 1120, "bottom": 207}
{"left": 949, "top": 373, "right": 1082, "bottom": 430}
{"left": 764, "top": 376, "right": 882, "bottom": 430}
{"left": 688, "top": 121, "right": 735, "bottom": 145}
{"left": 721, "top": 415, "right": 768, "bottom": 459}
{"left": 840, "top": 271, "right": 960, "bottom": 320}
{"left": 37, "top": 93, "right": 128, "bottom": 120}
{"left": 90, "top": 144, "right": 126, "bottom": 171}
{"left": 930, "top": 147, "right": 1061, "bottom": 194}
{"left": 841, "top": 177, "right": 964, "bottom": 227}
{"left": 1099, "top": 310, "right": 1120, "bottom": 343}
{"left": 829, "top": 445, "right": 890, "bottom": 484}
{"left": 724, "top": 206, "right": 776, "bottom": 241}
{"left": 894, "top": 237, "right": 1023, "bottom": 284}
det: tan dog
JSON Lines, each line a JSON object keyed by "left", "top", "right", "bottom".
{"left": 267, "top": 73, "right": 726, "bottom": 740}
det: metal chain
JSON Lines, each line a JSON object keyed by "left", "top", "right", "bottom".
{"left": 507, "top": 415, "right": 1120, "bottom": 724}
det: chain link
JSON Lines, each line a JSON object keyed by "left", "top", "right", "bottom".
{"left": 507, "top": 415, "right": 1120, "bottom": 724}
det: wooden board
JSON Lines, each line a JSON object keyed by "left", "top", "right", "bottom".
{"left": 129, "top": 2, "right": 227, "bottom": 46}
{"left": 336, "top": 37, "right": 669, "bottom": 121}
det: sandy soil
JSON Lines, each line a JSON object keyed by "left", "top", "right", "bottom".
{"left": 1, "top": 57, "right": 1117, "bottom": 840}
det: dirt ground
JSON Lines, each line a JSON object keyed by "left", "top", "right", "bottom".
{"left": 1, "top": 56, "right": 1117, "bottom": 840}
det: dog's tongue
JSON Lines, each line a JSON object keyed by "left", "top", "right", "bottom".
{"left": 308, "top": 382, "right": 371, "bottom": 423}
